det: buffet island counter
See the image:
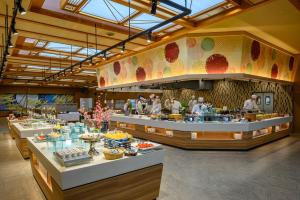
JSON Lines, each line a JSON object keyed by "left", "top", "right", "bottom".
{"left": 11, "top": 121, "right": 53, "bottom": 159}
{"left": 110, "top": 114, "right": 292, "bottom": 150}
{"left": 27, "top": 137, "right": 164, "bottom": 200}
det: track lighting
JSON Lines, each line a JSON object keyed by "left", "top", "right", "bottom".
{"left": 103, "top": 52, "right": 107, "bottom": 60}
{"left": 89, "top": 58, "right": 93, "bottom": 66}
{"left": 147, "top": 31, "right": 152, "bottom": 43}
{"left": 79, "top": 63, "right": 82, "bottom": 69}
{"left": 151, "top": 0, "right": 158, "bottom": 15}
{"left": 8, "top": 41, "right": 14, "bottom": 48}
{"left": 18, "top": 4, "right": 26, "bottom": 15}
{"left": 120, "top": 43, "right": 125, "bottom": 53}
{"left": 12, "top": 25, "right": 18, "bottom": 36}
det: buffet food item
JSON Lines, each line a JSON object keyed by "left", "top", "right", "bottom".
{"left": 48, "top": 132, "right": 62, "bottom": 139}
{"left": 137, "top": 142, "right": 154, "bottom": 149}
{"left": 54, "top": 147, "right": 91, "bottom": 167}
{"left": 105, "top": 131, "right": 132, "bottom": 141}
{"left": 124, "top": 148, "right": 138, "bottom": 156}
{"left": 103, "top": 148, "right": 124, "bottom": 160}
{"left": 79, "top": 133, "right": 102, "bottom": 141}
{"left": 35, "top": 134, "right": 46, "bottom": 142}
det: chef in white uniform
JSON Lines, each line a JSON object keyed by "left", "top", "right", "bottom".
{"left": 151, "top": 97, "right": 162, "bottom": 114}
{"left": 170, "top": 98, "right": 182, "bottom": 114}
{"left": 188, "top": 95, "right": 197, "bottom": 113}
{"left": 192, "top": 97, "right": 205, "bottom": 115}
{"left": 243, "top": 95, "right": 259, "bottom": 112}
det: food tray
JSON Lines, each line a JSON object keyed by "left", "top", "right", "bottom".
{"left": 54, "top": 152, "right": 92, "bottom": 167}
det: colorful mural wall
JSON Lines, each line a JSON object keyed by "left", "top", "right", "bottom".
{"left": 96, "top": 34, "right": 298, "bottom": 88}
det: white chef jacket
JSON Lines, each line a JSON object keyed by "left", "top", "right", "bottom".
{"left": 243, "top": 99, "right": 259, "bottom": 111}
{"left": 151, "top": 103, "right": 162, "bottom": 114}
{"left": 171, "top": 100, "right": 182, "bottom": 114}
{"left": 188, "top": 99, "right": 197, "bottom": 112}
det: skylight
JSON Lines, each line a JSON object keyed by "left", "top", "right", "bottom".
{"left": 161, "top": 0, "right": 226, "bottom": 16}
{"left": 19, "top": 50, "right": 30, "bottom": 55}
{"left": 24, "top": 38, "right": 36, "bottom": 44}
{"left": 77, "top": 48, "right": 101, "bottom": 55}
{"left": 80, "top": 0, "right": 136, "bottom": 22}
{"left": 70, "top": 56, "right": 86, "bottom": 61}
{"left": 46, "top": 42, "right": 81, "bottom": 52}
{"left": 81, "top": 70, "right": 96, "bottom": 74}
{"left": 36, "top": 41, "right": 47, "bottom": 48}
{"left": 39, "top": 52, "right": 67, "bottom": 59}
{"left": 27, "top": 65, "right": 48, "bottom": 70}
{"left": 49, "top": 67, "right": 63, "bottom": 71}
{"left": 129, "top": 13, "right": 173, "bottom": 31}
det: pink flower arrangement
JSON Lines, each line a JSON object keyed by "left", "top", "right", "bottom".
{"left": 84, "top": 101, "right": 111, "bottom": 129}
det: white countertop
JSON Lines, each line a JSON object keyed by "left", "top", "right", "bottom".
{"left": 12, "top": 123, "right": 54, "bottom": 138}
{"left": 111, "top": 115, "right": 293, "bottom": 132}
{"left": 27, "top": 138, "right": 164, "bottom": 190}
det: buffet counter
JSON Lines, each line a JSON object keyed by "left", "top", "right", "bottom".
{"left": 11, "top": 122, "right": 53, "bottom": 159}
{"left": 110, "top": 114, "right": 293, "bottom": 150}
{"left": 27, "top": 138, "right": 164, "bottom": 200}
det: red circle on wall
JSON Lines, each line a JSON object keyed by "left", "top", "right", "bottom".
{"left": 205, "top": 54, "right": 229, "bottom": 74}
{"left": 251, "top": 40, "right": 260, "bottom": 61}
{"left": 113, "top": 61, "right": 121, "bottom": 75}
{"left": 165, "top": 42, "right": 180, "bottom": 63}
{"left": 99, "top": 76, "right": 105, "bottom": 87}
{"left": 271, "top": 64, "right": 278, "bottom": 79}
{"left": 289, "top": 57, "right": 294, "bottom": 71}
{"left": 136, "top": 67, "right": 146, "bottom": 81}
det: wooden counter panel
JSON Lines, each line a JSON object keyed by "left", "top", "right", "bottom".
{"left": 14, "top": 131, "right": 29, "bottom": 159}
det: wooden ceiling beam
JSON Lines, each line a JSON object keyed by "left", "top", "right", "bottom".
{"left": 111, "top": 0, "right": 195, "bottom": 29}
{"left": 4, "top": 71, "right": 96, "bottom": 80}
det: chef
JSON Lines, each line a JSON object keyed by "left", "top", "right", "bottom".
{"left": 151, "top": 97, "right": 162, "bottom": 114}
{"left": 170, "top": 98, "right": 182, "bottom": 114}
{"left": 243, "top": 95, "right": 259, "bottom": 112}
{"left": 192, "top": 97, "right": 205, "bottom": 115}
{"left": 188, "top": 95, "right": 197, "bottom": 113}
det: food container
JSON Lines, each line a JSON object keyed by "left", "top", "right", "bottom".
{"left": 103, "top": 149, "right": 124, "bottom": 160}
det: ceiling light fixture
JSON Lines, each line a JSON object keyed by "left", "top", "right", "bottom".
{"left": 12, "top": 24, "right": 18, "bottom": 36}
{"left": 89, "top": 58, "right": 93, "bottom": 66}
{"left": 102, "top": 52, "right": 107, "bottom": 60}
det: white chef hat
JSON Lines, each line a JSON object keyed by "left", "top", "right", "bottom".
{"left": 251, "top": 95, "right": 257, "bottom": 99}
{"left": 198, "top": 97, "right": 204, "bottom": 103}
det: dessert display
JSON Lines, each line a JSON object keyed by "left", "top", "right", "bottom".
{"left": 103, "top": 148, "right": 124, "bottom": 160}
{"left": 54, "top": 147, "right": 91, "bottom": 167}
{"left": 79, "top": 133, "right": 102, "bottom": 141}
{"left": 104, "top": 131, "right": 132, "bottom": 149}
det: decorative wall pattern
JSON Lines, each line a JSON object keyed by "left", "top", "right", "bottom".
{"left": 97, "top": 34, "right": 299, "bottom": 88}
{"left": 162, "top": 80, "right": 293, "bottom": 115}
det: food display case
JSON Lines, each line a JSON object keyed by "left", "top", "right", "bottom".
{"left": 110, "top": 114, "right": 292, "bottom": 150}
{"left": 27, "top": 136, "right": 164, "bottom": 200}
{"left": 11, "top": 121, "right": 54, "bottom": 159}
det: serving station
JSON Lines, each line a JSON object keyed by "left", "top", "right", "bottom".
{"left": 11, "top": 121, "right": 53, "bottom": 159}
{"left": 110, "top": 114, "right": 292, "bottom": 150}
{"left": 27, "top": 137, "right": 164, "bottom": 200}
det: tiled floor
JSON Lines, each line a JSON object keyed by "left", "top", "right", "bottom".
{"left": 0, "top": 117, "right": 300, "bottom": 200}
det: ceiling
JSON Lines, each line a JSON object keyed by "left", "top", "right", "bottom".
{"left": 0, "top": 0, "right": 279, "bottom": 87}
{"left": 192, "top": 0, "right": 300, "bottom": 55}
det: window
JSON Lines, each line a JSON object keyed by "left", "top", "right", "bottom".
{"left": 77, "top": 48, "right": 101, "bottom": 55}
